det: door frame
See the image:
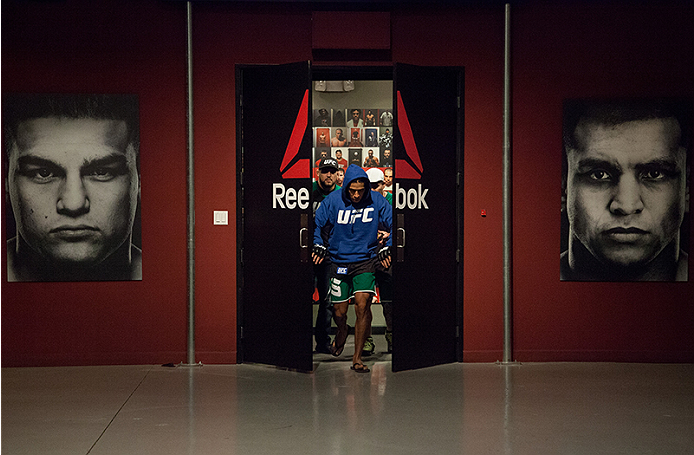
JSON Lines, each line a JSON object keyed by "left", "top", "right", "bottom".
{"left": 236, "top": 63, "right": 464, "bottom": 371}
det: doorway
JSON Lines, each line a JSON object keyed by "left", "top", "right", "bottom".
{"left": 237, "top": 63, "right": 464, "bottom": 372}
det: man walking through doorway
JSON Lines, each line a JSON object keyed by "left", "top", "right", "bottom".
{"left": 312, "top": 165, "right": 392, "bottom": 373}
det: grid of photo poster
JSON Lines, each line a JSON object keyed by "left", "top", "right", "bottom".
{"left": 313, "top": 108, "right": 394, "bottom": 192}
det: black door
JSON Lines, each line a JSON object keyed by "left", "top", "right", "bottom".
{"left": 237, "top": 62, "right": 314, "bottom": 371}
{"left": 392, "top": 63, "right": 464, "bottom": 371}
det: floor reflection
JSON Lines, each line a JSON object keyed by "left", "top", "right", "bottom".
{"left": 2, "top": 358, "right": 693, "bottom": 454}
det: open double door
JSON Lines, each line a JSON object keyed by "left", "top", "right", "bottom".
{"left": 236, "top": 62, "right": 463, "bottom": 372}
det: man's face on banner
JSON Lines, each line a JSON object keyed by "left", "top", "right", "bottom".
{"left": 7, "top": 117, "right": 140, "bottom": 266}
{"left": 565, "top": 117, "right": 688, "bottom": 267}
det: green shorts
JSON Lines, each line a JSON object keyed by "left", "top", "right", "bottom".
{"left": 329, "top": 259, "right": 377, "bottom": 303}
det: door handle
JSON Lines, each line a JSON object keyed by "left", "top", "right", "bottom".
{"left": 396, "top": 213, "right": 405, "bottom": 262}
{"left": 300, "top": 213, "right": 309, "bottom": 263}
{"left": 299, "top": 228, "right": 308, "bottom": 248}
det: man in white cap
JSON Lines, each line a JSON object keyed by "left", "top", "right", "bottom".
{"left": 366, "top": 167, "right": 393, "bottom": 205}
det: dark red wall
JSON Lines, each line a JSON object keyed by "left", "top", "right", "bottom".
{"left": 2, "top": 0, "right": 692, "bottom": 366}
{"left": 191, "top": 3, "right": 313, "bottom": 364}
{"left": 511, "top": 1, "right": 694, "bottom": 362}
{"left": 2, "top": 0, "right": 190, "bottom": 366}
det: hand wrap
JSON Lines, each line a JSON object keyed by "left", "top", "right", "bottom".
{"left": 313, "top": 244, "right": 328, "bottom": 260}
{"left": 378, "top": 246, "right": 391, "bottom": 263}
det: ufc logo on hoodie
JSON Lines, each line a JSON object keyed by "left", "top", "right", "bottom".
{"left": 337, "top": 208, "right": 375, "bottom": 224}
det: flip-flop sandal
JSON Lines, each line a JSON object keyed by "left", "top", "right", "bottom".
{"left": 330, "top": 339, "right": 345, "bottom": 357}
{"left": 351, "top": 362, "right": 370, "bottom": 373}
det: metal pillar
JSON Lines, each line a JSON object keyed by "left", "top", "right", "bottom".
{"left": 185, "top": 1, "right": 198, "bottom": 366}
{"left": 502, "top": 3, "right": 514, "bottom": 364}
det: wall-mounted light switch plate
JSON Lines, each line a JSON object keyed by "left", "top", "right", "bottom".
{"left": 214, "top": 211, "right": 228, "bottom": 225}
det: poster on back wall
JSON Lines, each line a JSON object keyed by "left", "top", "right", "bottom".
{"left": 560, "top": 97, "right": 691, "bottom": 282}
{"left": 4, "top": 93, "right": 142, "bottom": 282}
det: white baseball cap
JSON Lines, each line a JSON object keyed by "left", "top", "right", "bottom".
{"left": 366, "top": 167, "right": 384, "bottom": 183}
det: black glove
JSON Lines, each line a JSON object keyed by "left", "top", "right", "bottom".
{"left": 378, "top": 246, "right": 391, "bottom": 263}
{"left": 313, "top": 244, "right": 328, "bottom": 260}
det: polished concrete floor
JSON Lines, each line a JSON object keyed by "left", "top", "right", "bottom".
{"left": 3, "top": 338, "right": 693, "bottom": 455}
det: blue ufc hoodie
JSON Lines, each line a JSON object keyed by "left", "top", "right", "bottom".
{"left": 314, "top": 164, "right": 392, "bottom": 264}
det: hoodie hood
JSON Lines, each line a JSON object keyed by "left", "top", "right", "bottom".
{"left": 341, "top": 164, "right": 372, "bottom": 207}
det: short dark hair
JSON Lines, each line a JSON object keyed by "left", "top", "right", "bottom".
{"left": 3, "top": 93, "right": 140, "bottom": 169}
{"left": 563, "top": 98, "right": 691, "bottom": 177}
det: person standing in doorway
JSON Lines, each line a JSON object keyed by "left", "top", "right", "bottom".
{"left": 312, "top": 158, "right": 340, "bottom": 353}
{"left": 383, "top": 167, "right": 394, "bottom": 194}
{"left": 313, "top": 165, "right": 392, "bottom": 373}
{"left": 336, "top": 168, "right": 345, "bottom": 187}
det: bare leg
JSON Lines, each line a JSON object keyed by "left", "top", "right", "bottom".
{"left": 331, "top": 299, "right": 349, "bottom": 355}
{"left": 364, "top": 295, "right": 373, "bottom": 340}
{"left": 352, "top": 291, "right": 372, "bottom": 367}
{"left": 361, "top": 295, "right": 375, "bottom": 356}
